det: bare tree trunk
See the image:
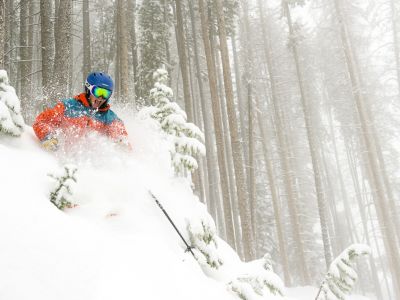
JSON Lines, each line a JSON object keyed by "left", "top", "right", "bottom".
{"left": 19, "top": 0, "right": 29, "bottom": 115}
{"left": 116, "top": 0, "right": 129, "bottom": 103}
{"left": 240, "top": 0, "right": 258, "bottom": 248}
{"left": 162, "top": 0, "right": 172, "bottom": 87}
{"left": 3, "top": 0, "right": 10, "bottom": 73}
{"left": 82, "top": 0, "right": 91, "bottom": 80}
{"left": 257, "top": 0, "right": 310, "bottom": 282}
{"left": 24, "top": 0, "right": 36, "bottom": 122}
{"left": 214, "top": 0, "right": 254, "bottom": 260}
{"left": 115, "top": 0, "right": 120, "bottom": 96}
{"left": 283, "top": 2, "right": 332, "bottom": 268}
{"left": 257, "top": 96, "right": 291, "bottom": 285}
{"left": 174, "top": 0, "right": 203, "bottom": 197}
{"left": 326, "top": 104, "right": 359, "bottom": 244}
{"left": 247, "top": 83, "right": 257, "bottom": 252}
{"left": 127, "top": 0, "right": 138, "bottom": 102}
{"left": 363, "top": 100, "right": 400, "bottom": 241}
{"left": 7, "top": 0, "right": 18, "bottom": 84}
{"left": 40, "top": 0, "right": 53, "bottom": 101}
{"left": 333, "top": 0, "right": 400, "bottom": 294}
{"left": 198, "top": 0, "right": 236, "bottom": 249}
{"left": 231, "top": 35, "right": 248, "bottom": 167}
{"left": 185, "top": 16, "right": 205, "bottom": 202}
{"left": 188, "top": 0, "right": 220, "bottom": 220}
{"left": 232, "top": 33, "right": 252, "bottom": 252}
{"left": 175, "top": 0, "right": 193, "bottom": 122}
{"left": 390, "top": 0, "right": 400, "bottom": 96}
{"left": 212, "top": 29, "right": 244, "bottom": 256}
{"left": 344, "top": 143, "right": 384, "bottom": 300}
{"left": 53, "top": 0, "right": 72, "bottom": 99}
{"left": 105, "top": 1, "right": 118, "bottom": 75}
{"left": 320, "top": 149, "right": 345, "bottom": 256}
{"left": 0, "top": 0, "right": 5, "bottom": 68}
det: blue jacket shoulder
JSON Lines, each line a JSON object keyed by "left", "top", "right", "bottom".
{"left": 100, "top": 109, "right": 121, "bottom": 125}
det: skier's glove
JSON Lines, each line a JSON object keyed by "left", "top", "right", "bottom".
{"left": 41, "top": 137, "right": 59, "bottom": 151}
{"left": 114, "top": 137, "right": 132, "bottom": 152}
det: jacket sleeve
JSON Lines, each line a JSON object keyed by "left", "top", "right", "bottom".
{"left": 107, "top": 119, "right": 128, "bottom": 141}
{"left": 106, "top": 119, "right": 132, "bottom": 150}
{"left": 33, "top": 102, "right": 65, "bottom": 141}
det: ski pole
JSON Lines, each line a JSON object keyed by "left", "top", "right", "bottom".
{"left": 148, "top": 191, "right": 196, "bottom": 258}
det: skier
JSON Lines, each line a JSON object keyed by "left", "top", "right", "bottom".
{"left": 33, "top": 72, "right": 130, "bottom": 151}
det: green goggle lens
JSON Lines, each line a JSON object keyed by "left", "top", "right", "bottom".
{"left": 92, "top": 86, "right": 112, "bottom": 100}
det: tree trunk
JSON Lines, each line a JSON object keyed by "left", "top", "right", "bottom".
{"left": 4, "top": 0, "right": 10, "bottom": 73}
{"left": 19, "top": 0, "right": 29, "bottom": 115}
{"left": 257, "top": 96, "right": 291, "bottom": 285}
{"left": 24, "top": 0, "right": 36, "bottom": 122}
{"left": 117, "top": 0, "right": 129, "bottom": 103}
{"left": 230, "top": 35, "right": 248, "bottom": 168}
{"left": 185, "top": 16, "right": 205, "bottom": 202}
{"left": 175, "top": 0, "right": 202, "bottom": 195}
{"left": 214, "top": 0, "right": 254, "bottom": 261}
{"left": 333, "top": 0, "right": 400, "bottom": 294}
{"left": 40, "top": 0, "right": 53, "bottom": 101}
{"left": 363, "top": 99, "right": 400, "bottom": 242}
{"left": 188, "top": 0, "right": 220, "bottom": 220}
{"left": 344, "top": 143, "right": 384, "bottom": 300}
{"left": 283, "top": 2, "right": 332, "bottom": 268}
{"left": 127, "top": 0, "right": 138, "bottom": 102}
{"left": 105, "top": 1, "right": 118, "bottom": 74}
{"left": 320, "top": 148, "right": 345, "bottom": 256}
{"left": 247, "top": 83, "right": 257, "bottom": 253}
{"left": 82, "top": 0, "right": 91, "bottom": 80}
{"left": 198, "top": 0, "right": 236, "bottom": 249}
{"left": 175, "top": 0, "right": 194, "bottom": 123}
{"left": 240, "top": 0, "right": 257, "bottom": 248}
{"left": 257, "top": 0, "right": 310, "bottom": 282}
{"left": 326, "top": 103, "right": 359, "bottom": 245}
{"left": 161, "top": 0, "right": 172, "bottom": 87}
{"left": 211, "top": 24, "right": 244, "bottom": 255}
{"left": 53, "top": 0, "right": 72, "bottom": 99}
{"left": 0, "top": 0, "right": 5, "bottom": 68}
{"left": 390, "top": 0, "right": 400, "bottom": 97}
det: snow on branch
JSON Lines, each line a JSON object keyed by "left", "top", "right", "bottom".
{"left": 48, "top": 164, "right": 78, "bottom": 210}
{"left": 139, "top": 68, "right": 206, "bottom": 177}
{"left": 186, "top": 213, "right": 223, "bottom": 270}
{"left": 228, "top": 254, "right": 285, "bottom": 300}
{"left": 0, "top": 70, "right": 25, "bottom": 137}
{"left": 316, "top": 244, "right": 371, "bottom": 300}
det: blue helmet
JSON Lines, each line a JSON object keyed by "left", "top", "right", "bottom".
{"left": 85, "top": 72, "right": 114, "bottom": 92}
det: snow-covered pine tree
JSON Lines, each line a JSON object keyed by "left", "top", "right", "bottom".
{"left": 48, "top": 165, "right": 78, "bottom": 210}
{"left": 316, "top": 244, "right": 371, "bottom": 300}
{"left": 184, "top": 202, "right": 285, "bottom": 298}
{"left": 140, "top": 69, "right": 206, "bottom": 176}
{"left": 228, "top": 254, "right": 285, "bottom": 300}
{"left": 0, "top": 70, "right": 25, "bottom": 136}
{"left": 186, "top": 209, "right": 223, "bottom": 270}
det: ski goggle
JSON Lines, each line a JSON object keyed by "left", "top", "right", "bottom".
{"left": 86, "top": 83, "right": 112, "bottom": 100}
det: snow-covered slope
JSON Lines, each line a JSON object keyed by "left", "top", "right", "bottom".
{"left": 0, "top": 115, "right": 246, "bottom": 300}
{"left": 0, "top": 113, "right": 371, "bottom": 300}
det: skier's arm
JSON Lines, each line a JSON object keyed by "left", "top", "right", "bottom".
{"left": 107, "top": 120, "right": 132, "bottom": 150}
{"left": 33, "top": 102, "right": 65, "bottom": 141}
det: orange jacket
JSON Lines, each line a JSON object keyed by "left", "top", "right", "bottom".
{"left": 33, "top": 93, "right": 128, "bottom": 143}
